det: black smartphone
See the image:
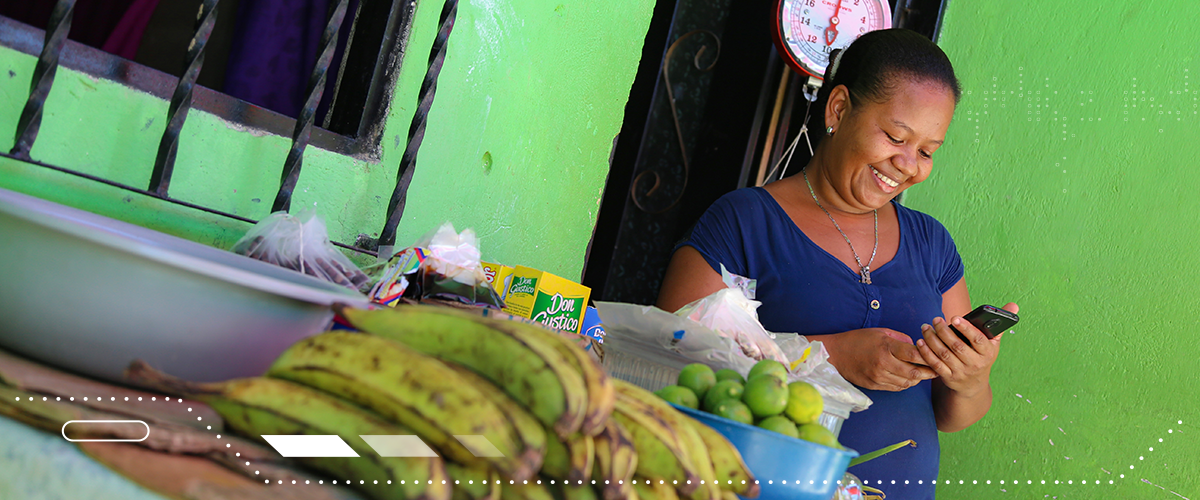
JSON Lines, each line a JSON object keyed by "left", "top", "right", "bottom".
{"left": 950, "top": 304, "right": 1019, "bottom": 342}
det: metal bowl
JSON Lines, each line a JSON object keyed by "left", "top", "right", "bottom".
{"left": 0, "top": 187, "right": 372, "bottom": 384}
{"left": 672, "top": 404, "right": 858, "bottom": 500}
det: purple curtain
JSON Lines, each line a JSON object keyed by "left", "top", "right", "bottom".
{"left": 221, "top": 0, "right": 332, "bottom": 118}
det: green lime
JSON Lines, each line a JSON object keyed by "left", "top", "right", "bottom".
{"left": 714, "top": 368, "right": 745, "bottom": 385}
{"left": 702, "top": 380, "right": 744, "bottom": 412}
{"left": 712, "top": 400, "right": 754, "bottom": 425}
{"left": 756, "top": 415, "right": 799, "bottom": 438}
{"left": 797, "top": 423, "right": 841, "bottom": 449}
{"left": 677, "top": 364, "right": 717, "bottom": 401}
{"left": 747, "top": 359, "right": 789, "bottom": 384}
{"left": 741, "top": 374, "right": 788, "bottom": 418}
{"left": 655, "top": 385, "right": 699, "bottom": 410}
{"left": 784, "top": 381, "right": 824, "bottom": 425}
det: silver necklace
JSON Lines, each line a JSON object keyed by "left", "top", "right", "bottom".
{"left": 803, "top": 169, "right": 878, "bottom": 284}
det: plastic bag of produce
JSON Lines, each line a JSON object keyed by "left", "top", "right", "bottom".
{"left": 409, "top": 222, "right": 504, "bottom": 308}
{"left": 673, "top": 265, "right": 788, "bottom": 364}
{"left": 232, "top": 209, "right": 370, "bottom": 291}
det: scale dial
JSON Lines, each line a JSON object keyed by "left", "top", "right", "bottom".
{"left": 772, "top": 0, "right": 893, "bottom": 79}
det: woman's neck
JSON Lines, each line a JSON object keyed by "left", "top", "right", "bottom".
{"left": 802, "top": 155, "right": 876, "bottom": 217}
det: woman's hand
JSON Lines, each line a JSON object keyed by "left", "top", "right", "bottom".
{"left": 820, "top": 328, "right": 938, "bottom": 392}
{"left": 916, "top": 302, "right": 1018, "bottom": 397}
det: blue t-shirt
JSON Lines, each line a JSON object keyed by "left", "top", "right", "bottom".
{"left": 681, "top": 187, "right": 963, "bottom": 500}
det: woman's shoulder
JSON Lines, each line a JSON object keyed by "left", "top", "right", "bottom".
{"left": 702, "top": 187, "right": 775, "bottom": 220}
{"left": 894, "top": 200, "right": 955, "bottom": 243}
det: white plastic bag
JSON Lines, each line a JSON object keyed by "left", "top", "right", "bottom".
{"left": 232, "top": 209, "right": 369, "bottom": 291}
{"left": 673, "top": 265, "right": 788, "bottom": 364}
{"left": 417, "top": 222, "right": 487, "bottom": 286}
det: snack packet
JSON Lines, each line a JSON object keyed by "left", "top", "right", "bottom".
{"left": 232, "top": 209, "right": 370, "bottom": 291}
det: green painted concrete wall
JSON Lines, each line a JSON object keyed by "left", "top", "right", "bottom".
{"left": 901, "top": 1, "right": 1199, "bottom": 497}
{"left": 0, "top": 0, "right": 653, "bottom": 279}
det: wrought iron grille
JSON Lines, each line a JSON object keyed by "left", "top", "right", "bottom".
{"left": 2, "top": 0, "right": 459, "bottom": 256}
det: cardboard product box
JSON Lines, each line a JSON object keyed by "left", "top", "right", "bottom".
{"left": 481, "top": 261, "right": 515, "bottom": 298}
{"left": 502, "top": 265, "right": 591, "bottom": 335}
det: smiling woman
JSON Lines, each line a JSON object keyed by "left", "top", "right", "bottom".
{"left": 656, "top": 29, "right": 1020, "bottom": 500}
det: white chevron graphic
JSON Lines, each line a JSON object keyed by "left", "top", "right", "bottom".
{"left": 261, "top": 435, "right": 359, "bottom": 457}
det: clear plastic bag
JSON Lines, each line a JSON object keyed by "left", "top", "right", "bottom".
{"left": 673, "top": 265, "right": 787, "bottom": 364}
{"left": 410, "top": 222, "right": 504, "bottom": 308}
{"left": 232, "top": 209, "right": 370, "bottom": 291}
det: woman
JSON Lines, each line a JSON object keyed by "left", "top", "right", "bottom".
{"left": 656, "top": 29, "right": 1018, "bottom": 499}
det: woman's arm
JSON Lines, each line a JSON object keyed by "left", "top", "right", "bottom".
{"left": 921, "top": 278, "right": 1017, "bottom": 432}
{"left": 660, "top": 247, "right": 937, "bottom": 391}
{"left": 656, "top": 246, "right": 727, "bottom": 313}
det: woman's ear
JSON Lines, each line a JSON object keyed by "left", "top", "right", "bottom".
{"left": 824, "top": 84, "right": 851, "bottom": 134}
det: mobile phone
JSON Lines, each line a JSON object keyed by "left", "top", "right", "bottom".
{"left": 951, "top": 304, "right": 1019, "bottom": 342}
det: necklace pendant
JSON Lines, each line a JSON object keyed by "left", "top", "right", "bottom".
{"left": 860, "top": 267, "right": 872, "bottom": 285}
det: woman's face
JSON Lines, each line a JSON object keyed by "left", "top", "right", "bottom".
{"left": 823, "top": 77, "right": 957, "bottom": 212}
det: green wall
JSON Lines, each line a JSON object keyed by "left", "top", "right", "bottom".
{"left": 0, "top": 0, "right": 653, "bottom": 279}
{"left": 902, "top": 1, "right": 1199, "bottom": 497}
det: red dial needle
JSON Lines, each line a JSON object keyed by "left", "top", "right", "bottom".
{"left": 825, "top": 0, "right": 843, "bottom": 46}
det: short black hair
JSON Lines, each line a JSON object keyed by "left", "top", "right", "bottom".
{"left": 812, "top": 28, "right": 960, "bottom": 136}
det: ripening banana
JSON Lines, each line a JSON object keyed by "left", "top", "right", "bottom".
{"left": 441, "top": 361, "right": 547, "bottom": 472}
{"left": 336, "top": 304, "right": 588, "bottom": 438}
{"left": 609, "top": 397, "right": 700, "bottom": 494}
{"left": 631, "top": 478, "right": 675, "bottom": 500}
{"left": 124, "top": 360, "right": 450, "bottom": 500}
{"left": 446, "top": 462, "right": 501, "bottom": 500}
{"left": 610, "top": 410, "right": 695, "bottom": 492}
{"left": 265, "top": 332, "right": 536, "bottom": 481}
{"left": 557, "top": 482, "right": 602, "bottom": 500}
{"left": 681, "top": 415, "right": 757, "bottom": 498}
{"left": 501, "top": 480, "right": 557, "bottom": 500}
{"left": 477, "top": 313, "right": 615, "bottom": 436}
{"left": 543, "top": 432, "right": 594, "bottom": 483}
{"left": 612, "top": 381, "right": 719, "bottom": 500}
{"left": 592, "top": 418, "right": 638, "bottom": 500}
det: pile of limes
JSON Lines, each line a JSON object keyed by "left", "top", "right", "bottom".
{"left": 656, "top": 360, "right": 842, "bottom": 449}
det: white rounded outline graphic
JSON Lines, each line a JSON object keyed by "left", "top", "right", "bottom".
{"left": 61, "top": 420, "right": 150, "bottom": 442}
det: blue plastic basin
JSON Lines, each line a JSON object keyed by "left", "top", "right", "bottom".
{"left": 672, "top": 404, "right": 858, "bottom": 500}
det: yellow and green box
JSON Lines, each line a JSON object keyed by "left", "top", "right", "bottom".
{"left": 481, "top": 261, "right": 514, "bottom": 296}
{"left": 502, "top": 265, "right": 590, "bottom": 335}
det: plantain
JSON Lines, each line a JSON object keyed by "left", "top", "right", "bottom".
{"left": 124, "top": 360, "right": 449, "bottom": 500}
{"left": 337, "top": 304, "right": 588, "bottom": 438}
{"left": 446, "top": 462, "right": 501, "bottom": 500}
{"left": 681, "top": 415, "right": 757, "bottom": 498}
{"left": 441, "top": 361, "right": 547, "bottom": 472}
{"left": 569, "top": 484, "right": 604, "bottom": 500}
{"left": 566, "top": 434, "right": 596, "bottom": 484}
{"left": 265, "top": 332, "right": 536, "bottom": 481}
{"left": 501, "top": 480, "right": 557, "bottom": 500}
{"left": 543, "top": 431, "right": 594, "bottom": 483}
{"left": 609, "top": 397, "right": 700, "bottom": 494}
{"left": 631, "top": 478, "right": 675, "bottom": 500}
{"left": 475, "top": 312, "right": 615, "bottom": 437}
{"left": 592, "top": 418, "right": 638, "bottom": 500}
{"left": 613, "top": 381, "right": 719, "bottom": 500}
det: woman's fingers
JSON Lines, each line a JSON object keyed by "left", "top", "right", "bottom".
{"left": 916, "top": 338, "right": 953, "bottom": 379}
{"left": 922, "top": 322, "right": 966, "bottom": 371}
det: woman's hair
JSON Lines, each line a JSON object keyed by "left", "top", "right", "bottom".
{"left": 811, "top": 29, "right": 960, "bottom": 137}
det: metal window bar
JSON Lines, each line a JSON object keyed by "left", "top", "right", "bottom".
{"left": 3, "top": 0, "right": 460, "bottom": 260}
{"left": 148, "top": 0, "right": 218, "bottom": 197}
{"left": 375, "top": 0, "right": 458, "bottom": 253}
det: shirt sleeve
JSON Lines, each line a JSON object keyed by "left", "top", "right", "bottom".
{"left": 675, "top": 189, "right": 757, "bottom": 278}
{"left": 933, "top": 218, "right": 965, "bottom": 294}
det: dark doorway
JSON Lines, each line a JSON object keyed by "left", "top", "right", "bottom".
{"left": 583, "top": 0, "right": 948, "bottom": 305}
